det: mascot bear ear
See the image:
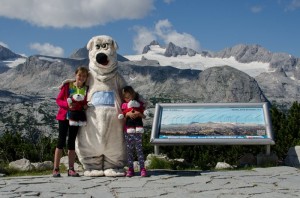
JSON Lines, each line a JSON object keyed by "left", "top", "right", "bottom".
{"left": 112, "top": 40, "right": 118, "bottom": 51}
{"left": 87, "top": 38, "right": 94, "bottom": 51}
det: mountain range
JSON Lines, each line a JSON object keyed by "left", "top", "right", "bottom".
{"left": 0, "top": 41, "right": 299, "bottom": 136}
{"left": 124, "top": 42, "right": 300, "bottom": 107}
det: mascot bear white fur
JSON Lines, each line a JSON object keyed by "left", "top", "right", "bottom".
{"left": 76, "top": 35, "right": 127, "bottom": 177}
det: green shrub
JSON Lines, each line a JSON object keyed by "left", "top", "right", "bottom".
{"left": 148, "top": 156, "right": 172, "bottom": 169}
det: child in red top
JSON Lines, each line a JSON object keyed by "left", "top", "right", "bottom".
{"left": 53, "top": 66, "right": 89, "bottom": 177}
{"left": 119, "top": 86, "right": 147, "bottom": 177}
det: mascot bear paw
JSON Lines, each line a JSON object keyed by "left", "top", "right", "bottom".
{"left": 104, "top": 168, "right": 125, "bottom": 177}
{"left": 83, "top": 170, "right": 104, "bottom": 177}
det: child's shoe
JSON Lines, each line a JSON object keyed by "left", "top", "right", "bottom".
{"left": 141, "top": 168, "right": 147, "bottom": 177}
{"left": 68, "top": 167, "right": 80, "bottom": 177}
{"left": 52, "top": 168, "right": 61, "bottom": 177}
{"left": 126, "top": 168, "right": 134, "bottom": 177}
{"left": 140, "top": 168, "right": 147, "bottom": 177}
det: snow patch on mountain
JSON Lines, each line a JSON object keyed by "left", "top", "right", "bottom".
{"left": 1, "top": 57, "right": 27, "bottom": 68}
{"left": 125, "top": 45, "right": 271, "bottom": 77}
{"left": 38, "top": 56, "right": 62, "bottom": 62}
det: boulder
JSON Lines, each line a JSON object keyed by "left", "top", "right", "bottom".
{"left": 9, "top": 158, "right": 34, "bottom": 171}
{"left": 215, "top": 162, "right": 233, "bottom": 169}
{"left": 31, "top": 161, "right": 53, "bottom": 170}
{"left": 284, "top": 146, "right": 300, "bottom": 167}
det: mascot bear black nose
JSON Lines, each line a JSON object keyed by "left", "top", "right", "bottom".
{"left": 96, "top": 53, "right": 109, "bottom": 65}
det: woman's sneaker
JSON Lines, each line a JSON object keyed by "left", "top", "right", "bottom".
{"left": 52, "top": 168, "right": 61, "bottom": 177}
{"left": 126, "top": 168, "right": 134, "bottom": 177}
{"left": 140, "top": 168, "right": 147, "bottom": 177}
{"left": 68, "top": 167, "right": 80, "bottom": 177}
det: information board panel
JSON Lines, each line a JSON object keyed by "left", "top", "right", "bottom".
{"left": 150, "top": 103, "right": 274, "bottom": 145}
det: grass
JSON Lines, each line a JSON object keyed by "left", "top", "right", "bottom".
{"left": 4, "top": 169, "right": 53, "bottom": 177}
{"left": 147, "top": 156, "right": 173, "bottom": 170}
{"left": 0, "top": 164, "right": 67, "bottom": 177}
{"left": 147, "top": 156, "right": 196, "bottom": 170}
{"left": 147, "top": 156, "right": 263, "bottom": 172}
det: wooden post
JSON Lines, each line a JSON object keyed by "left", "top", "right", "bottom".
{"left": 154, "top": 145, "right": 159, "bottom": 155}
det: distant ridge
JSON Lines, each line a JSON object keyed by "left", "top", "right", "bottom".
{"left": 69, "top": 46, "right": 129, "bottom": 62}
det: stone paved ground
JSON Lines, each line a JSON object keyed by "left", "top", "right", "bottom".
{"left": 0, "top": 166, "right": 300, "bottom": 198}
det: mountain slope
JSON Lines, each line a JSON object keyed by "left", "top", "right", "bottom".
{"left": 0, "top": 55, "right": 88, "bottom": 96}
{"left": 119, "top": 62, "right": 267, "bottom": 103}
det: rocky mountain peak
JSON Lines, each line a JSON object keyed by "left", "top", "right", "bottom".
{"left": 149, "top": 40, "right": 160, "bottom": 46}
{"left": 142, "top": 40, "right": 161, "bottom": 54}
{"left": 214, "top": 44, "right": 273, "bottom": 63}
{"left": 0, "top": 45, "right": 23, "bottom": 60}
{"left": 164, "top": 42, "right": 197, "bottom": 57}
{"left": 214, "top": 44, "right": 300, "bottom": 73}
{"left": 69, "top": 46, "right": 88, "bottom": 59}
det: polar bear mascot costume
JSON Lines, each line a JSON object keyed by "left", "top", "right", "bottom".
{"left": 77, "top": 35, "right": 127, "bottom": 177}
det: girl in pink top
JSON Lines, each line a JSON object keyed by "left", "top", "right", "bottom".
{"left": 120, "top": 86, "right": 147, "bottom": 177}
{"left": 53, "top": 66, "right": 89, "bottom": 177}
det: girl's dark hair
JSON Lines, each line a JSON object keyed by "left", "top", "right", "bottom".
{"left": 122, "top": 86, "right": 139, "bottom": 100}
{"left": 75, "top": 66, "right": 89, "bottom": 75}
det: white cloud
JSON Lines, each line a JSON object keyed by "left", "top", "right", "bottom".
{"left": 30, "top": 43, "right": 64, "bottom": 57}
{"left": 285, "top": 0, "right": 300, "bottom": 11}
{"left": 133, "top": 19, "right": 200, "bottom": 54}
{"left": 0, "top": 41, "right": 9, "bottom": 48}
{"left": 155, "top": 20, "right": 200, "bottom": 50}
{"left": 250, "top": 5, "right": 263, "bottom": 13}
{"left": 132, "top": 26, "right": 156, "bottom": 54}
{"left": 0, "top": 0, "right": 155, "bottom": 28}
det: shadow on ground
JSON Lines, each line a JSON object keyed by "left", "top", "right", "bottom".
{"left": 147, "top": 169, "right": 202, "bottom": 177}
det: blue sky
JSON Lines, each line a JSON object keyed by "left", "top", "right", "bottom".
{"left": 0, "top": 0, "right": 300, "bottom": 58}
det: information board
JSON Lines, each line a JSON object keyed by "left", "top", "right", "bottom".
{"left": 150, "top": 103, "right": 275, "bottom": 145}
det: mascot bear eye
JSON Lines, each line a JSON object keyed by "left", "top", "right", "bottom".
{"left": 95, "top": 43, "right": 109, "bottom": 50}
{"left": 101, "top": 43, "right": 108, "bottom": 49}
